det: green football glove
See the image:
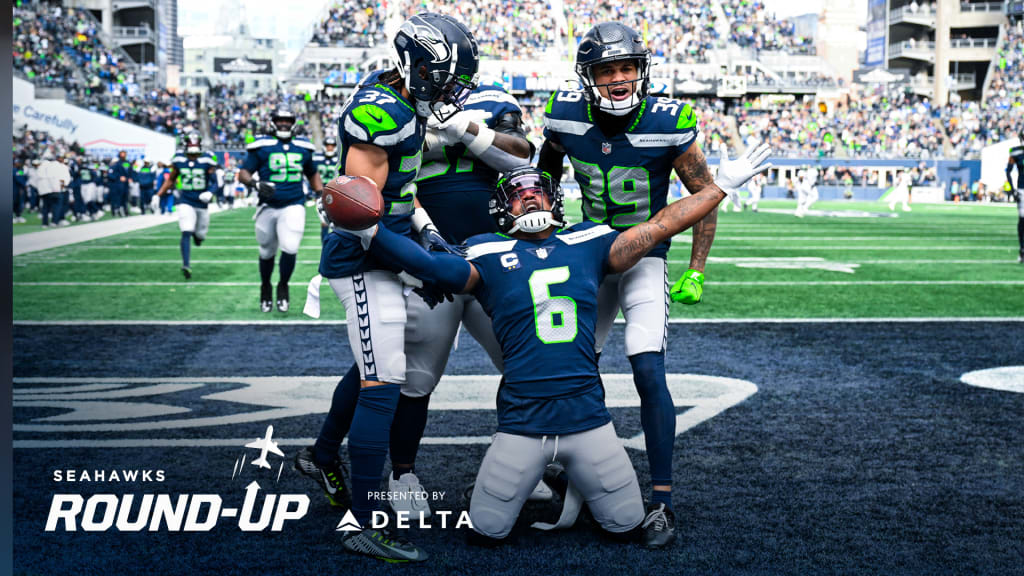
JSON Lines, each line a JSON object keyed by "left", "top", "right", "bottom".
{"left": 670, "top": 269, "right": 704, "bottom": 305}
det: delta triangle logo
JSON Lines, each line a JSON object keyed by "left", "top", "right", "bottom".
{"left": 336, "top": 509, "right": 362, "bottom": 532}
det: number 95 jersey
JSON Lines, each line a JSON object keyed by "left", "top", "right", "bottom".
{"left": 543, "top": 90, "right": 699, "bottom": 259}
{"left": 241, "top": 137, "right": 317, "bottom": 208}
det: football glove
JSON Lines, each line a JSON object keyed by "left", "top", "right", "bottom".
{"left": 670, "top": 269, "right": 704, "bottom": 305}
{"left": 715, "top": 141, "right": 772, "bottom": 196}
{"left": 149, "top": 194, "right": 161, "bottom": 213}
{"left": 198, "top": 191, "right": 214, "bottom": 204}
{"left": 315, "top": 197, "right": 330, "bottom": 227}
{"left": 427, "top": 109, "right": 490, "bottom": 147}
{"left": 413, "top": 282, "right": 455, "bottom": 309}
{"left": 255, "top": 181, "right": 276, "bottom": 203}
{"left": 418, "top": 225, "right": 466, "bottom": 257}
{"left": 336, "top": 222, "right": 377, "bottom": 251}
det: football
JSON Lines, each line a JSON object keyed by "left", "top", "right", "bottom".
{"left": 322, "top": 175, "right": 383, "bottom": 230}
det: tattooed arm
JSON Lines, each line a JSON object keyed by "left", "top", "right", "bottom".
{"left": 673, "top": 144, "right": 720, "bottom": 272}
{"left": 608, "top": 182, "right": 726, "bottom": 273}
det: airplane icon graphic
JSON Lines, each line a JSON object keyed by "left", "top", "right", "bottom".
{"left": 245, "top": 424, "right": 285, "bottom": 469}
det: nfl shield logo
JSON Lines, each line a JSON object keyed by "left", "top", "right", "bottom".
{"left": 536, "top": 248, "right": 549, "bottom": 259}
{"left": 602, "top": 142, "right": 612, "bottom": 155}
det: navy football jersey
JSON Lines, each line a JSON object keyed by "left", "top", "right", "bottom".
{"left": 241, "top": 137, "right": 317, "bottom": 208}
{"left": 313, "top": 149, "right": 338, "bottom": 184}
{"left": 544, "top": 91, "right": 699, "bottom": 258}
{"left": 1009, "top": 144, "right": 1024, "bottom": 190}
{"left": 416, "top": 84, "right": 523, "bottom": 243}
{"left": 170, "top": 151, "right": 218, "bottom": 208}
{"left": 80, "top": 164, "right": 93, "bottom": 183}
{"left": 465, "top": 221, "right": 620, "bottom": 435}
{"left": 320, "top": 69, "right": 425, "bottom": 278}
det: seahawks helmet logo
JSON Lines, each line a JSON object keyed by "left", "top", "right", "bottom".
{"left": 403, "top": 19, "right": 451, "bottom": 64}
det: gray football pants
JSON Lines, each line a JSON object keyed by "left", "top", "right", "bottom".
{"left": 469, "top": 421, "right": 644, "bottom": 539}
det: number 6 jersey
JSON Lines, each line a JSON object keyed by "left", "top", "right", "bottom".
{"left": 543, "top": 89, "right": 699, "bottom": 258}
{"left": 465, "top": 221, "right": 619, "bottom": 436}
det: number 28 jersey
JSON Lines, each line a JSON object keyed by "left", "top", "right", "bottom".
{"left": 465, "top": 221, "right": 619, "bottom": 436}
{"left": 543, "top": 91, "right": 699, "bottom": 258}
{"left": 171, "top": 151, "right": 218, "bottom": 208}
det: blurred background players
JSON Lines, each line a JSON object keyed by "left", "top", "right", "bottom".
{"left": 313, "top": 135, "right": 339, "bottom": 242}
{"left": 154, "top": 132, "right": 219, "bottom": 279}
{"left": 1009, "top": 134, "right": 1024, "bottom": 263}
{"left": 888, "top": 170, "right": 913, "bottom": 212}
{"left": 135, "top": 160, "right": 157, "bottom": 214}
{"left": 110, "top": 150, "right": 134, "bottom": 218}
{"left": 745, "top": 172, "right": 765, "bottom": 212}
{"left": 239, "top": 109, "right": 321, "bottom": 313}
{"left": 794, "top": 164, "right": 820, "bottom": 217}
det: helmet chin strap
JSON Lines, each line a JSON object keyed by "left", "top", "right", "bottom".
{"left": 509, "top": 211, "right": 563, "bottom": 234}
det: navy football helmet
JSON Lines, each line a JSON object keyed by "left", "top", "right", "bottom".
{"left": 271, "top": 109, "right": 297, "bottom": 140}
{"left": 183, "top": 132, "right": 202, "bottom": 156}
{"left": 575, "top": 22, "right": 651, "bottom": 116}
{"left": 391, "top": 12, "right": 480, "bottom": 122}
{"left": 490, "top": 167, "right": 565, "bottom": 235}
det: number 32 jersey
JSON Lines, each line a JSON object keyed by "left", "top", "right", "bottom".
{"left": 543, "top": 90, "right": 699, "bottom": 258}
{"left": 241, "top": 137, "right": 317, "bottom": 208}
{"left": 465, "top": 221, "right": 619, "bottom": 436}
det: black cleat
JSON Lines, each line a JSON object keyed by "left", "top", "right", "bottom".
{"left": 276, "top": 283, "right": 289, "bottom": 313}
{"left": 260, "top": 284, "right": 273, "bottom": 313}
{"left": 193, "top": 235, "right": 203, "bottom": 247}
{"left": 181, "top": 265, "right": 192, "bottom": 280}
{"left": 641, "top": 503, "right": 676, "bottom": 549}
{"left": 341, "top": 526, "right": 427, "bottom": 563}
{"left": 294, "top": 447, "right": 350, "bottom": 508}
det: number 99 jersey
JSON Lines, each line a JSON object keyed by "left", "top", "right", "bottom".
{"left": 242, "top": 136, "right": 317, "bottom": 208}
{"left": 171, "top": 151, "right": 218, "bottom": 208}
{"left": 543, "top": 90, "right": 699, "bottom": 259}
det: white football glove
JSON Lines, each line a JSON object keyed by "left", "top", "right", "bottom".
{"left": 315, "top": 197, "right": 330, "bottom": 227}
{"left": 427, "top": 109, "right": 491, "bottom": 147}
{"left": 198, "top": 191, "right": 214, "bottom": 204}
{"left": 715, "top": 141, "right": 773, "bottom": 196}
{"left": 149, "top": 194, "right": 161, "bottom": 213}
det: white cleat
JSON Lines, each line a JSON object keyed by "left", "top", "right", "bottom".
{"left": 388, "top": 472, "right": 432, "bottom": 518}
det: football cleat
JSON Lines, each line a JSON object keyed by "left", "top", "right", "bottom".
{"left": 388, "top": 472, "right": 431, "bottom": 518}
{"left": 641, "top": 503, "right": 676, "bottom": 549}
{"left": 670, "top": 269, "right": 704, "bottom": 305}
{"left": 260, "top": 284, "right": 273, "bottom": 313}
{"left": 341, "top": 526, "right": 427, "bottom": 563}
{"left": 276, "top": 283, "right": 289, "bottom": 313}
{"left": 181, "top": 265, "right": 192, "bottom": 280}
{"left": 294, "top": 447, "right": 350, "bottom": 508}
{"left": 193, "top": 235, "right": 203, "bottom": 247}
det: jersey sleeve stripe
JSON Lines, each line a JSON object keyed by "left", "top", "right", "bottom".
{"left": 555, "top": 224, "right": 617, "bottom": 245}
{"left": 466, "top": 239, "right": 518, "bottom": 261}
{"left": 624, "top": 132, "right": 696, "bottom": 148}
{"left": 369, "top": 117, "right": 418, "bottom": 147}
{"left": 292, "top": 139, "right": 317, "bottom": 151}
{"left": 246, "top": 138, "right": 277, "bottom": 150}
{"left": 544, "top": 118, "right": 591, "bottom": 136}
{"left": 465, "top": 91, "right": 520, "bottom": 108}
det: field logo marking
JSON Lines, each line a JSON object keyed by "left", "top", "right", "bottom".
{"left": 960, "top": 366, "right": 1024, "bottom": 394}
{"left": 13, "top": 374, "right": 758, "bottom": 448}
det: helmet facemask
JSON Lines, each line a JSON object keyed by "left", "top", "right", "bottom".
{"left": 491, "top": 170, "right": 565, "bottom": 234}
{"left": 576, "top": 55, "right": 651, "bottom": 116}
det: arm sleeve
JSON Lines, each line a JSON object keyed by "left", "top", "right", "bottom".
{"left": 241, "top": 150, "right": 259, "bottom": 173}
{"left": 536, "top": 139, "right": 565, "bottom": 183}
{"left": 369, "top": 225, "right": 472, "bottom": 293}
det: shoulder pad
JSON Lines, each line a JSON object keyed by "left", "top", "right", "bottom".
{"left": 644, "top": 97, "right": 697, "bottom": 131}
{"left": 291, "top": 139, "right": 316, "bottom": 151}
{"left": 171, "top": 155, "right": 187, "bottom": 163}
{"left": 247, "top": 137, "right": 278, "bottom": 150}
{"left": 555, "top": 222, "right": 616, "bottom": 245}
{"left": 343, "top": 100, "right": 417, "bottom": 146}
{"left": 465, "top": 236, "right": 517, "bottom": 261}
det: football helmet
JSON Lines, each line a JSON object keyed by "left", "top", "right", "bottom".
{"left": 575, "top": 22, "right": 651, "bottom": 116}
{"left": 183, "top": 132, "right": 202, "bottom": 156}
{"left": 490, "top": 167, "right": 565, "bottom": 235}
{"left": 271, "top": 109, "right": 297, "bottom": 140}
{"left": 391, "top": 12, "right": 480, "bottom": 122}
{"left": 323, "top": 136, "right": 338, "bottom": 159}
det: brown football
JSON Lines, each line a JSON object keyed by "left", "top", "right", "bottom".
{"left": 322, "top": 175, "right": 383, "bottom": 230}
